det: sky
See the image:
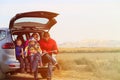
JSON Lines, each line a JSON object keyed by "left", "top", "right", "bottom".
{"left": 0, "top": 0, "right": 120, "bottom": 44}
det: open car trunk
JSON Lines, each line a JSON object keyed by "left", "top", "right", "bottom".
{"left": 9, "top": 11, "right": 59, "bottom": 34}
{"left": 9, "top": 11, "right": 59, "bottom": 58}
{"left": 9, "top": 11, "right": 59, "bottom": 44}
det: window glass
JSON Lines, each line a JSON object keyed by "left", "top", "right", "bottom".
{"left": 22, "top": 34, "right": 27, "bottom": 41}
{"left": 15, "top": 18, "right": 49, "bottom": 24}
{"left": 12, "top": 35, "right": 18, "bottom": 41}
{"left": 0, "top": 30, "right": 6, "bottom": 41}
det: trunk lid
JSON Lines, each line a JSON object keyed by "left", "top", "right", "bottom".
{"left": 9, "top": 11, "right": 59, "bottom": 32}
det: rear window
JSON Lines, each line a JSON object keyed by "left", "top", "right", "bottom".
{"left": 0, "top": 30, "right": 6, "bottom": 41}
{"left": 15, "top": 17, "right": 49, "bottom": 24}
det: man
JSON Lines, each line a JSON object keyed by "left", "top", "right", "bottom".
{"left": 39, "top": 32, "right": 60, "bottom": 80}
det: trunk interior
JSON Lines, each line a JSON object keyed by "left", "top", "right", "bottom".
{"left": 11, "top": 30, "right": 44, "bottom": 60}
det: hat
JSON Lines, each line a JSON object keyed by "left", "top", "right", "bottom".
{"left": 29, "top": 37, "right": 36, "bottom": 42}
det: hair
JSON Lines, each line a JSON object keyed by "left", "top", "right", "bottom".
{"left": 15, "top": 39, "right": 22, "bottom": 45}
{"left": 32, "top": 33, "right": 38, "bottom": 37}
{"left": 16, "top": 39, "right": 22, "bottom": 43}
{"left": 43, "top": 32, "right": 50, "bottom": 37}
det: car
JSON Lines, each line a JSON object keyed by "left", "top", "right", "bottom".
{"left": 0, "top": 28, "right": 20, "bottom": 79}
{"left": 0, "top": 11, "right": 59, "bottom": 79}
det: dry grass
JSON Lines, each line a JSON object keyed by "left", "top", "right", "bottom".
{"left": 56, "top": 52, "right": 120, "bottom": 80}
{"left": 5, "top": 48, "right": 120, "bottom": 80}
{"left": 59, "top": 47, "right": 120, "bottom": 53}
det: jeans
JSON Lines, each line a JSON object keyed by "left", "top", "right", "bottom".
{"left": 30, "top": 53, "right": 42, "bottom": 79}
{"left": 24, "top": 56, "right": 30, "bottom": 71}
{"left": 42, "top": 53, "right": 57, "bottom": 78}
{"left": 16, "top": 56, "right": 25, "bottom": 70}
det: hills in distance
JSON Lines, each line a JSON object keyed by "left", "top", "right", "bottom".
{"left": 59, "top": 40, "right": 120, "bottom": 48}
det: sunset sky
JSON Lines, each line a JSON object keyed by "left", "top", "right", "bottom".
{"left": 0, "top": 0, "right": 120, "bottom": 44}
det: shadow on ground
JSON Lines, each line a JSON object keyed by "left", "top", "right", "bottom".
{"left": 4, "top": 77, "right": 43, "bottom": 80}
{"left": 4, "top": 77, "right": 34, "bottom": 80}
{"left": 3, "top": 74, "right": 44, "bottom": 80}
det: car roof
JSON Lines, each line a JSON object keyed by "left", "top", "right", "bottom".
{"left": 0, "top": 28, "right": 8, "bottom": 31}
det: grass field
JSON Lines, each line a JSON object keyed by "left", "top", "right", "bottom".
{"left": 5, "top": 48, "right": 120, "bottom": 80}
{"left": 55, "top": 52, "right": 120, "bottom": 80}
{"left": 59, "top": 47, "right": 120, "bottom": 53}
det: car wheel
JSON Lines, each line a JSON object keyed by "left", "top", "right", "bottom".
{"left": 0, "top": 69, "right": 5, "bottom": 79}
{"left": 10, "top": 72, "right": 17, "bottom": 75}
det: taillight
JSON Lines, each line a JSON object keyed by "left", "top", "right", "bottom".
{"left": 9, "top": 64, "right": 16, "bottom": 67}
{"left": 2, "top": 42, "right": 15, "bottom": 49}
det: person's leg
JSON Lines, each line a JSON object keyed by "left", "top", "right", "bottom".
{"left": 44, "top": 54, "right": 56, "bottom": 65}
{"left": 19, "top": 56, "right": 25, "bottom": 72}
{"left": 24, "top": 56, "right": 30, "bottom": 72}
{"left": 44, "top": 54, "right": 60, "bottom": 70}
{"left": 32, "top": 54, "right": 39, "bottom": 80}
{"left": 32, "top": 56, "right": 38, "bottom": 72}
{"left": 34, "top": 71, "right": 38, "bottom": 80}
{"left": 42, "top": 53, "right": 51, "bottom": 64}
{"left": 36, "top": 53, "right": 43, "bottom": 66}
{"left": 30, "top": 55, "right": 35, "bottom": 73}
{"left": 42, "top": 54, "right": 53, "bottom": 80}
{"left": 33, "top": 63, "right": 38, "bottom": 80}
{"left": 47, "top": 62, "right": 53, "bottom": 80}
{"left": 17, "top": 56, "right": 25, "bottom": 72}
{"left": 16, "top": 56, "right": 22, "bottom": 71}
{"left": 50, "top": 54, "right": 60, "bottom": 70}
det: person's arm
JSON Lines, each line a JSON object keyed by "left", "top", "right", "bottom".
{"left": 24, "top": 40, "right": 29, "bottom": 47}
{"left": 24, "top": 46, "right": 28, "bottom": 57}
{"left": 35, "top": 44, "right": 42, "bottom": 54}
{"left": 39, "top": 40, "right": 45, "bottom": 53}
{"left": 49, "top": 50, "right": 58, "bottom": 53}
{"left": 52, "top": 40, "right": 58, "bottom": 54}
{"left": 21, "top": 48, "right": 24, "bottom": 58}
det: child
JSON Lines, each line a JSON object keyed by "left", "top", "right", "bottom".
{"left": 25, "top": 38, "right": 42, "bottom": 80}
{"left": 15, "top": 39, "right": 25, "bottom": 73}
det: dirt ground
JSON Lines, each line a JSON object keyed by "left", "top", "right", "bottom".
{"left": 3, "top": 70, "right": 95, "bottom": 80}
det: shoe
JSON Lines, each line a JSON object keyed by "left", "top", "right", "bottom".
{"left": 30, "top": 72, "right": 34, "bottom": 75}
{"left": 21, "top": 68, "right": 25, "bottom": 73}
{"left": 34, "top": 78, "right": 39, "bottom": 80}
{"left": 26, "top": 69, "right": 30, "bottom": 73}
{"left": 55, "top": 64, "right": 60, "bottom": 70}
{"left": 47, "top": 78, "right": 51, "bottom": 80}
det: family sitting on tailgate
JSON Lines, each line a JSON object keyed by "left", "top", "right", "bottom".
{"left": 15, "top": 32, "right": 60, "bottom": 80}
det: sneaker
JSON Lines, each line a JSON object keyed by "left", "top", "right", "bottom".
{"left": 26, "top": 69, "right": 30, "bottom": 73}
{"left": 55, "top": 64, "right": 60, "bottom": 70}
{"left": 21, "top": 68, "right": 25, "bottom": 73}
{"left": 47, "top": 78, "right": 51, "bottom": 80}
{"left": 35, "top": 78, "right": 39, "bottom": 80}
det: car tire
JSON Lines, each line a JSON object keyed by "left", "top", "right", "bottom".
{"left": 10, "top": 72, "right": 17, "bottom": 75}
{"left": 0, "top": 69, "right": 5, "bottom": 79}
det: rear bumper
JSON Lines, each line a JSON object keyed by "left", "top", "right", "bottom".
{"left": 5, "top": 59, "right": 20, "bottom": 72}
{"left": 7, "top": 61, "right": 20, "bottom": 69}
